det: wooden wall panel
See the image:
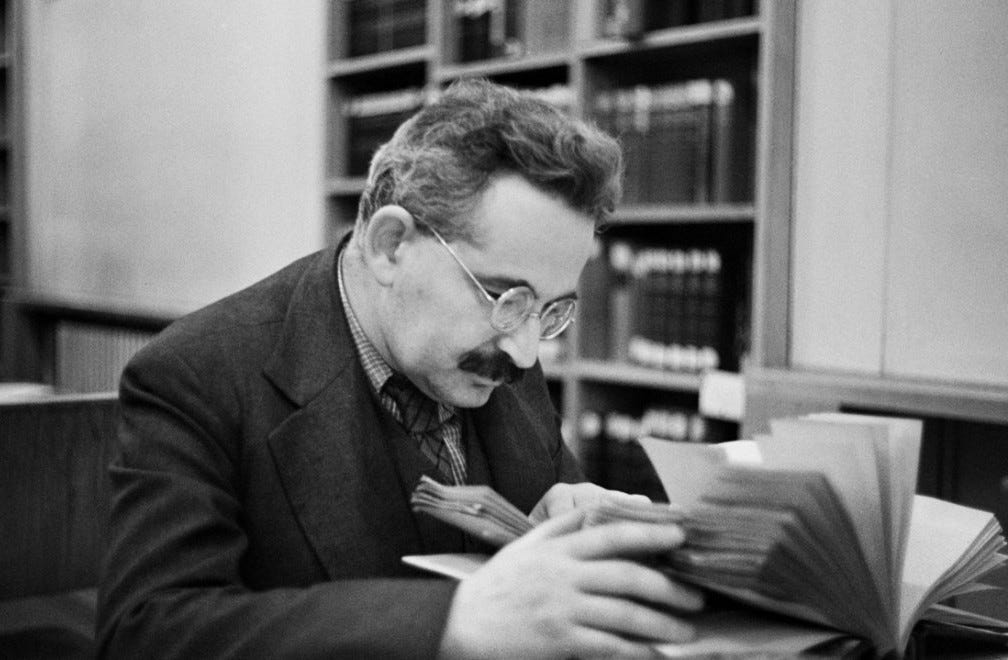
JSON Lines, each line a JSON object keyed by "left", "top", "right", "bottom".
{"left": 789, "top": 1, "right": 891, "bottom": 374}
{"left": 884, "top": 0, "right": 1008, "bottom": 386}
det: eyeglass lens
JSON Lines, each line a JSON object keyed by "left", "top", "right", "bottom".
{"left": 490, "top": 288, "right": 576, "bottom": 339}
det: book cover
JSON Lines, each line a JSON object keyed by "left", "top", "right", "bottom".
{"left": 406, "top": 412, "right": 1008, "bottom": 657}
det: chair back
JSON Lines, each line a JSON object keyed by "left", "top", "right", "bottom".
{"left": 0, "top": 393, "right": 119, "bottom": 598}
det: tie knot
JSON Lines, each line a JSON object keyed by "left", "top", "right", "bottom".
{"left": 382, "top": 373, "right": 443, "bottom": 433}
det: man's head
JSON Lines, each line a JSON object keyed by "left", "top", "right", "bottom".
{"left": 346, "top": 79, "right": 622, "bottom": 407}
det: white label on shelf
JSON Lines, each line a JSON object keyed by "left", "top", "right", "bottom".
{"left": 698, "top": 370, "right": 746, "bottom": 422}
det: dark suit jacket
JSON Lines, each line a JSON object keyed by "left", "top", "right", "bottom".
{"left": 96, "top": 245, "right": 583, "bottom": 659}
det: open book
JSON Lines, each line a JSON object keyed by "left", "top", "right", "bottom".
{"left": 406, "top": 412, "right": 1008, "bottom": 657}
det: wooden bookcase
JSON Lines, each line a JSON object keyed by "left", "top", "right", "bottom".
{"left": 324, "top": 0, "right": 796, "bottom": 497}
{"left": 0, "top": 0, "right": 19, "bottom": 302}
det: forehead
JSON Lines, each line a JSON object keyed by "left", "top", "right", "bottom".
{"left": 458, "top": 174, "right": 595, "bottom": 294}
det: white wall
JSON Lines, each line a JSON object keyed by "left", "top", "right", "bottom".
{"left": 790, "top": 0, "right": 1008, "bottom": 387}
{"left": 23, "top": 0, "right": 326, "bottom": 315}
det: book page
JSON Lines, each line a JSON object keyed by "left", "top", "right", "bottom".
{"left": 899, "top": 495, "right": 1005, "bottom": 649}
{"left": 766, "top": 418, "right": 895, "bottom": 622}
{"left": 402, "top": 553, "right": 490, "bottom": 581}
{"left": 804, "top": 412, "right": 921, "bottom": 582}
{"left": 654, "top": 609, "right": 849, "bottom": 658}
{"left": 638, "top": 437, "right": 760, "bottom": 507}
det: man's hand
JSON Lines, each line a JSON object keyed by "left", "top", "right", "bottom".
{"left": 438, "top": 507, "right": 703, "bottom": 660}
{"left": 528, "top": 482, "right": 651, "bottom": 524}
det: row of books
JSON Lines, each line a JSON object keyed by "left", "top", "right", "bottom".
{"left": 592, "top": 79, "right": 753, "bottom": 204}
{"left": 347, "top": 0, "right": 426, "bottom": 58}
{"left": 602, "top": 0, "right": 758, "bottom": 39}
{"left": 607, "top": 242, "right": 733, "bottom": 373}
{"left": 341, "top": 84, "right": 571, "bottom": 177}
{"left": 342, "top": 88, "right": 427, "bottom": 177}
{"left": 578, "top": 407, "right": 718, "bottom": 501}
{"left": 454, "top": 0, "right": 570, "bottom": 63}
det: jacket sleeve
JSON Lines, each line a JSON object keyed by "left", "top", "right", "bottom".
{"left": 96, "top": 344, "right": 456, "bottom": 660}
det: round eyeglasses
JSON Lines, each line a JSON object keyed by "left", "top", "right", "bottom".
{"left": 422, "top": 224, "right": 577, "bottom": 340}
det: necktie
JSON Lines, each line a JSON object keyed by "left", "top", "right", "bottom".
{"left": 382, "top": 373, "right": 465, "bottom": 484}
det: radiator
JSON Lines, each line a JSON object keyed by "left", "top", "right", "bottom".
{"left": 54, "top": 322, "right": 157, "bottom": 393}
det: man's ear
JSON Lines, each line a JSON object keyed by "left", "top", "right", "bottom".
{"left": 360, "top": 205, "right": 421, "bottom": 286}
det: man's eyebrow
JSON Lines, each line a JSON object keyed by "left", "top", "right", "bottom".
{"left": 477, "top": 274, "right": 534, "bottom": 294}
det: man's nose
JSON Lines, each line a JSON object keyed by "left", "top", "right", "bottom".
{"left": 496, "top": 315, "right": 540, "bottom": 370}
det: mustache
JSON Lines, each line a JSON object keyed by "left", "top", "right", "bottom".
{"left": 458, "top": 347, "right": 526, "bottom": 384}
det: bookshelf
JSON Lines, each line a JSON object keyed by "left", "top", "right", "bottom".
{"left": 0, "top": 0, "right": 20, "bottom": 371}
{"left": 325, "top": 0, "right": 795, "bottom": 494}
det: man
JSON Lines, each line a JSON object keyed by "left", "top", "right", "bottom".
{"left": 97, "top": 79, "right": 703, "bottom": 658}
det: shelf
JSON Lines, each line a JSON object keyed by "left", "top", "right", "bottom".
{"left": 326, "top": 176, "right": 366, "bottom": 197}
{"left": 748, "top": 367, "right": 1008, "bottom": 428}
{"left": 580, "top": 17, "right": 762, "bottom": 61}
{"left": 573, "top": 359, "right": 702, "bottom": 392}
{"left": 435, "top": 52, "right": 570, "bottom": 83}
{"left": 608, "top": 204, "right": 755, "bottom": 226}
{"left": 327, "top": 45, "right": 432, "bottom": 79}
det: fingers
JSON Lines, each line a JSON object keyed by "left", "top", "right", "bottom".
{"left": 529, "top": 483, "right": 652, "bottom": 525}
{"left": 578, "top": 560, "right": 704, "bottom": 613}
{"left": 559, "top": 521, "right": 687, "bottom": 559}
{"left": 609, "top": 490, "right": 653, "bottom": 505}
{"left": 519, "top": 506, "right": 589, "bottom": 542}
{"left": 573, "top": 594, "right": 697, "bottom": 644}
{"left": 565, "top": 627, "right": 669, "bottom": 660}
{"left": 529, "top": 482, "right": 603, "bottom": 524}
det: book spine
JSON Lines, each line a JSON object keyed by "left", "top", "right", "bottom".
{"left": 349, "top": 0, "right": 381, "bottom": 57}
{"left": 390, "top": 0, "right": 427, "bottom": 50}
{"left": 694, "top": 0, "right": 728, "bottom": 23}
{"left": 456, "top": 0, "right": 493, "bottom": 62}
{"left": 646, "top": 0, "right": 693, "bottom": 30}
{"left": 344, "top": 88, "right": 425, "bottom": 176}
{"left": 697, "top": 249, "right": 723, "bottom": 371}
{"left": 523, "top": 0, "right": 570, "bottom": 54}
{"left": 616, "top": 87, "right": 643, "bottom": 205}
{"left": 576, "top": 242, "right": 611, "bottom": 360}
{"left": 681, "top": 248, "right": 704, "bottom": 372}
{"left": 608, "top": 241, "right": 635, "bottom": 362}
{"left": 603, "top": 0, "right": 647, "bottom": 39}
{"left": 577, "top": 410, "right": 605, "bottom": 484}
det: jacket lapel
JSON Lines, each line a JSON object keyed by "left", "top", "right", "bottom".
{"left": 472, "top": 378, "right": 560, "bottom": 515}
{"left": 260, "top": 242, "right": 565, "bottom": 574}
{"left": 262, "top": 244, "right": 423, "bottom": 578}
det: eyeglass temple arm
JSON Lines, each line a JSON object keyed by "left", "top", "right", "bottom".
{"left": 426, "top": 226, "right": 497, "bottom": 304}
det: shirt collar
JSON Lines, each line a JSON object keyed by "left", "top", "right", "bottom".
{"left": 338, "top": 244, "right": 394, "bottom": 394}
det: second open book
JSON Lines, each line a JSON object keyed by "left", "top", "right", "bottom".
{"left": 406, "top": 412, "right": 1008, "bottom": 657}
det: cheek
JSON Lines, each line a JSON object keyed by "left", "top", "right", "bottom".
{"left": 400, "top": 273, "right": 488, "bottom": 340}
{"left": 388, "top": 280, "right": 488, "bottom": 364}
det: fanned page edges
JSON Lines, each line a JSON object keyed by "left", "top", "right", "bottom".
{"left": 411, "top": 469, "right": 891, "bottom": 646}
{"left": 411, "top": 476, "right": 533, "bottom": 545}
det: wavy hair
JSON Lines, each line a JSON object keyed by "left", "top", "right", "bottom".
{"left": 355, "top": 79, "right": 623, "bottom": 243}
